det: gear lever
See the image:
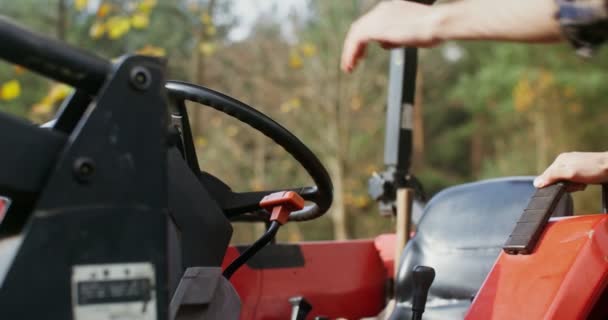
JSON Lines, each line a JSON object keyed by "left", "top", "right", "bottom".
{"left": 411, "top": 265, "right": 435, "bottom": 320}
{"left": 289, "top": 296, "right": 312, "bottom": 320}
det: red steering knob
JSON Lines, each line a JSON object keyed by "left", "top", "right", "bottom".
{"left": 260, "top": 191, "right": 305, "bottom": 224}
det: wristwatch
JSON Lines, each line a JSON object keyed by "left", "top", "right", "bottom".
{"left": 555, "top": 0, "right": 608, "bottom": 56}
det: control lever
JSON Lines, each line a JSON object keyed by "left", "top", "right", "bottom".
{"left": 411, "top": 265, "right": 435, "bottom": 320}
{"left": 289, "top": 296, "right": 312, "bottom": 320}
{"left": 223, "top": 191, "right": 304, "bottom": 279}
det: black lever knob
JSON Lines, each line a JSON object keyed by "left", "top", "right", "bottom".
{"left": 289, "top": 296, "right": 312, "bottom": 320}
{"left": 411, "top": 265, "right": 435, "bottom": 320}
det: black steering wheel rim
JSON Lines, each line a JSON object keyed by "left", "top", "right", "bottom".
{"left": 165, "top": 80, "right": 333, "bottom": 222}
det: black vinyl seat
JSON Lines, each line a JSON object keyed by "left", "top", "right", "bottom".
{"left": 389, "top": 177, "right": 573, "bottom": 320}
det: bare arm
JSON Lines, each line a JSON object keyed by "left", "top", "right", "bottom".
{"left": 436, "top": 0, "right": 561, "bottom": 43}
{"left": 342, "top": 0, "right": 562, "bottom": 72}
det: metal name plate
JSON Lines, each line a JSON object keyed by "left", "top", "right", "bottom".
{"left": 72, "top": 262, "right": 157, "bottom": 320}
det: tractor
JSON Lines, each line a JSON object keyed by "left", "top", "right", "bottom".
{"left": 0, "top": 11, "right": 607, "bottom": 320}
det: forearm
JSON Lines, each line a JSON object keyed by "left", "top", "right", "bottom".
{"left": 433, "top": 0, "right": 562, "bottom": 43}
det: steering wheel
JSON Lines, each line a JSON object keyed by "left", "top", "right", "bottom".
{"left": 165, "top": 81, "right": 333, "bottom": 222}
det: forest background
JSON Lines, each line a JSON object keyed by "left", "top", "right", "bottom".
{"left": 1, "top": 0, "right": 607, "bottom": 243}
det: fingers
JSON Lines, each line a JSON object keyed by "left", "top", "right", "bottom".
{"left": 534, "top": 169, "right": 586, "bottom": 192}
{"left": 341, "top": 3, "right": 391, "bottom": 72}
{"left": 533, "top": 152, "right": 591, "bottom": 192}
{"left": 534, "top": 153, "right": 572, "bottom": 188}
{"left": 533, "top": 165, "right": 559, "bottom": 189}
{"left": 341, "top": 22, "right": 369, "bottom": 72}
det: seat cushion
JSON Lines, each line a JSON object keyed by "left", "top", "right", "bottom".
{"left": 392, "top": 177, "right": 573, "bottom": 318}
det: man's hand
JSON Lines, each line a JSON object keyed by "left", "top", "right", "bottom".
{"left": 341, "top": 1, "right": 441, "bottom": 72}
{"left": 534, "top": 152, "right": 608, "bottom": 191}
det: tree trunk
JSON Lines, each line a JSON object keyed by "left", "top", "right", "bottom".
{"left": 413, "top": 70, "right": 425, "bottom": 167}
{"left": 57, "top": 0, "right": 66, "bottom": 40}
{"left": 252, "top": 132, "right": 269, "bottom": 238}
{"left": 190, "top": 0, "right": 216, "bottom": 137}
{"left": 328, "top": 154, "right": 348, "bottom": 240}
{"left": 328, "top": 65, "right": 349, "bottom": 240}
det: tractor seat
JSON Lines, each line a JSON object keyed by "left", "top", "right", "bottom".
{"left": 389, "top": 177, "right": 573, "bottom": 320}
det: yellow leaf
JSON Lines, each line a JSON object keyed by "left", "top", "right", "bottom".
{"left": 200, "top": 12, "right": 212, "bottom": 25}
{"left": 195, "top": 136, "right": 207, "bottom": 148}
{"left": 131, "top": 13, "right": 149, "bottom": 29}
{"left": 31, "top": 103, "right": 54, "bottom": 116}
{"left": 31, "top": 84, "right": 72, "bottom": 116}
{"left": 300, "top": 42, "right": 317, "bottom": 57}
{"left": 96, "top": 3, "right": 112, "bottom": 18}
{"left": 355, "top": 195, "right": 370, "bottom": 208}
{"left": 0, "top": 80, "right": 21, "bottom": 101}
{"left": 289, "top": 52, "right": 303, "bottom": 69}
{"left": 13, "top": 65, "right": 25, "bottom": 75}
{"left": 280, "top": 98, "right": 301, "bottom": 113}
{"left": 291, "top": 98, "right": 301, "bottom": 108}
{"left": 75, "top": 0, "right": 88, "bottom": 11}
{"left": 350, "top": 95, "right": 362, "bottom": 111}
{"left": 513, "top": 77, "right": 533, "bottom": 113}
{"left": 48, "top": 84, "right": 72, "bottom": 103}
{"left": 280, "top": 102, "right": 291, "bottom": 113}
{"left": 106, "top": 16, "right": 131, "bottom": 39}
{"left": 136, "top": 45, "right": 166, "bottom": 57}
{"left": 137, "top": 0, "right": 157, "bottom": 14}
{"left": 199, "top": 42, "right": 216, "bottom": 56}
{"left": 89, "top": 21, "right": 105, "bottom": 39}
{"left": 205, "top": 25, "right": 216, "bottom": 37}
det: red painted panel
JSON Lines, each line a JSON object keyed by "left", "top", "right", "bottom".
{"left": 374, "top": 233, "right": 397, "bottom": 278}
{"left": 466, "top": 215, "right": 608, "bottom": 320}
{"left": 0, "top": 197, "right": 8, "bottom": 224}
{"left": 223, "top": 239, "right": 389, "bottom": 320}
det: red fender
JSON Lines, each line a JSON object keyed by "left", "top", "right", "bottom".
{"left": 467, "top": 215, "right": 608, "bottom": 320}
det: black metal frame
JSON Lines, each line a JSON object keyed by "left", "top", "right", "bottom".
{"left": 0, "top": 36, "right": 172, "bottom": 320}
{"left": 369, "top": 0, "right": 436, "bottom": 216}
{"left": 368, "top": 48, "right": 424, "bottom": 215}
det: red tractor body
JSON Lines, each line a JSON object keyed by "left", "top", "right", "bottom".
{"left": 223, "top": 237, "right": 395, "bottom": 319}
{"left": 468, "top": 214, "right": 608, "bottom": 320}
{"left": 224, "top": 214, "right": 608, "bottom": 320}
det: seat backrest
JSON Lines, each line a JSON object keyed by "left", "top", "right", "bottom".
{"left": 394, "top": 177, "right": 573, "bottom": 302}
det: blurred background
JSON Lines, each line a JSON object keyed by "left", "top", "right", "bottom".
{"left": 1, "top": 0, "right": 607, "bottom": 243}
